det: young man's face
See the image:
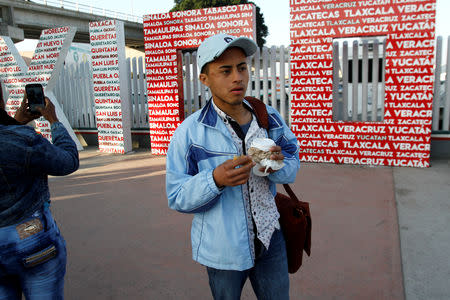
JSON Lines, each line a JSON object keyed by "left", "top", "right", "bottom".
{"left": 199, "top": 47, "right": 249, "bottom": 110}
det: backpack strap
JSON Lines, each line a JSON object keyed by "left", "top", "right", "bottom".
{"left": 245, "top": 96, "right": 269, "bottom": 130}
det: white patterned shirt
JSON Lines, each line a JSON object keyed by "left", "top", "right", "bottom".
{"left": 212, "top": 100, "right": 280, "bottom": 258}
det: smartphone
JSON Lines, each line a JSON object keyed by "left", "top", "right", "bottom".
{"left": 25, "top": 83, "right": 45, "bottom": 113}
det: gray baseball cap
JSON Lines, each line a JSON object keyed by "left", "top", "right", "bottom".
{"left": 197, "top": 33, "right": 257, "bottom": 72}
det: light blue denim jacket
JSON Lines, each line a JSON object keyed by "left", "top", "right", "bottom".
{"left": 0, "top": 122, "right": 79, "bottom": 227}
{"left": 166, "top": 100, "right": 300, "bottom": 271}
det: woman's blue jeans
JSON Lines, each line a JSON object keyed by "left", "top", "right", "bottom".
{"left": 0, "top": 208, "right": 67, "bottom": 300}
{"left": 207, "top": 229, "right": 290, "bottom": 300}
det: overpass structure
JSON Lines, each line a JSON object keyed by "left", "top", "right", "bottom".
{"left": 0, "top": 0, "right": 144, "bottom": 48}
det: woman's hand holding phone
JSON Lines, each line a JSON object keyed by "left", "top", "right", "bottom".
{"left": 14, "top": 95, "right": 41, "bottom": 125}
{"left": 15, "top": 95, "right": 59, "bottom": 125}
{"left": 37, "top": 97, "right": 59, "bottom": 124}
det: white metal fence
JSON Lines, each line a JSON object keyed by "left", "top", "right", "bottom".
{"left": 181, "top": 46, "right": 291, "bottom": 123}
{"left": 332, "top": 37, "right": 387, "bottom": 122}
{"left": 54, "top": 36, "right": 450, "bottom": 133}
{"left": 55, "top": 61, "right": 95, "bottom": 128}
{"left": 55, "top": 57, "right": 149, "bottom": 129}
{"left": 127, "top": 57, "right": 148, "bottom": 128}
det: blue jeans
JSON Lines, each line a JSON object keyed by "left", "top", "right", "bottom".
{"left": 207, "top": 229, "right": 289, "bottom": 300}
{"left": 0, "top": 209, "right": 67, "bottom": 300}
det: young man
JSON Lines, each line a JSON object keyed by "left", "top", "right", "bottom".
{"left": 166, "top": 33, "right": 300, "bottom": 299}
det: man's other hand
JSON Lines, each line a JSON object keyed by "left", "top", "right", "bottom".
{"left": 213, "top": 155, "right": 255, "bottom": 188}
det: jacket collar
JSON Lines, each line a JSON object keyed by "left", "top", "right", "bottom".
{"left": 197, "top": 98, "right": 254, "bottom": 128}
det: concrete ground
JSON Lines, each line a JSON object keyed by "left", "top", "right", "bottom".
{"left": 394, "top": 160, "right": 450, "bottom": 300}
{"left": 47, "top": 148, "right": 450, "bottom": 299}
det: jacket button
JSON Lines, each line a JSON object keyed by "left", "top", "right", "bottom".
{"left": 250, "top": 188, "right": 254, "bottom": 193}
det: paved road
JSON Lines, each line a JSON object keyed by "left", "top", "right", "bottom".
{"left": 47, "top": 148, "right": 449, "bottom": 299}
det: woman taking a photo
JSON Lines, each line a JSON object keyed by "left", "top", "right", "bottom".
{"left": 0, "top": 84, "right": 79, "bottom": 299}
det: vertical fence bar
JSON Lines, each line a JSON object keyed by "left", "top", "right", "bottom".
{"left": 193, "top": 51, "right": 206, "bottom": 107}
{"left": 361, "top": 40, "right": 369, "bottom": 121}
{"left": 246, "top": 52, "right": 253, "bottom": 97}
{"left": 270, "top": 46, "right": 277, "bottom": 109}
{"left": 200, "top": 80, "right": 207, "bottom": 108}
{"left": 184, "top": 52, "right": 192, "bottom": 117}
{"left": 352, "top": 40, "right": 358, "bottom": 121}
{"left": 372, "top": 39, "right": 379, "bottom": 122}
{"left": 77, "top": 62, "right": 85, "bottom": 127}
{"left": 279, "top": 45, "right": 286, "bottom": 120}
{"left": 79, "top": 62, "right": 88, "bottom": 127}
{"left": 138, "top": 57, "right": 147, "bottom": 128}
{"left": 262, "top": 47, "right": 269, "bottom": 105}
{"left": 78, "top": 63, "right": 85, "bottom": 127}
{"left": 126, "top": 58, "right": 133, "bottom": 128}
{"left": 88, "top": 62, "right": 96, "bottom": 128}
{"left": 74, "top": 64, "right": 82, "bottom": 128}
{"left": 192, "top": 51, "right": 199, "bottom": 112}
{"left": 254, "top": 47, "right": 261, "bottom": 100}
{"left": 79, "top": 63, "right": 87, "bottom": 127}
{"left": 132, "top": 57, "right": 139, "bottom": 127}
{"left": 380, "top": 40, "right": 386, "bottom": 121}
{"left": 179, "top": 50, "right": 188, "bottom": 118}
{"left": 74, "top": 63, "right": 82, "bottom": 128}
{"left": 68, "top": 65, "right": 77, "bottom": 127}
{"left": 73, "top": 64, "right": 79, "bottom": 127}
{"left": 443, "top": 36, "right": 450, "bottom": 130}
{"left": 342, "top": 41, "right": 349, "bottom": 121}
{"left": 432, "top": 36, "right": 442, "bottom": 131}
{"left": 332, "top": 41, "right": 340, "bottom": 121}
{"left": 74, "top": 62, "right": 84, "bottom": 127}
{"left": 82, "top": 61, "right": 92, "bottom": 128}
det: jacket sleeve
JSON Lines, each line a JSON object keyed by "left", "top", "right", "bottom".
{"left": 166, "top": 125, "right": 223, "bottom": 214}
{"left": 27, "top": 122, "right": 79, "bottom": 176}
{"left": 267, "top": 107, "right": 300, "bottom": 184}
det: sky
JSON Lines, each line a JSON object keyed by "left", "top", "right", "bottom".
{"left": 15, "top": 0, "right": 450, "bottom": 51}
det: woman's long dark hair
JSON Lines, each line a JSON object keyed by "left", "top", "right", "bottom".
{"left": 0, "top": 82, "right": 20, "bottom": 125}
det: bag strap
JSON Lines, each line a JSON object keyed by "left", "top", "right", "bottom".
{"left": 282, "top": 184, "right": 299, "bottom": 201}
{"left": 245, "top": 96, "right": 269, "bottom": 130}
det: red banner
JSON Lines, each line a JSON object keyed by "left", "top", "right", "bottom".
{"left": 143, "top": 4, "right": 256, "bottom": 155}
{"left": 290, "top": 0, "right": 436, "bottom": 167}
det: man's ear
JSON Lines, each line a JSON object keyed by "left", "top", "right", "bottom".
{"left": 199, "top": 73, "right": 209, "bottom": 87}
